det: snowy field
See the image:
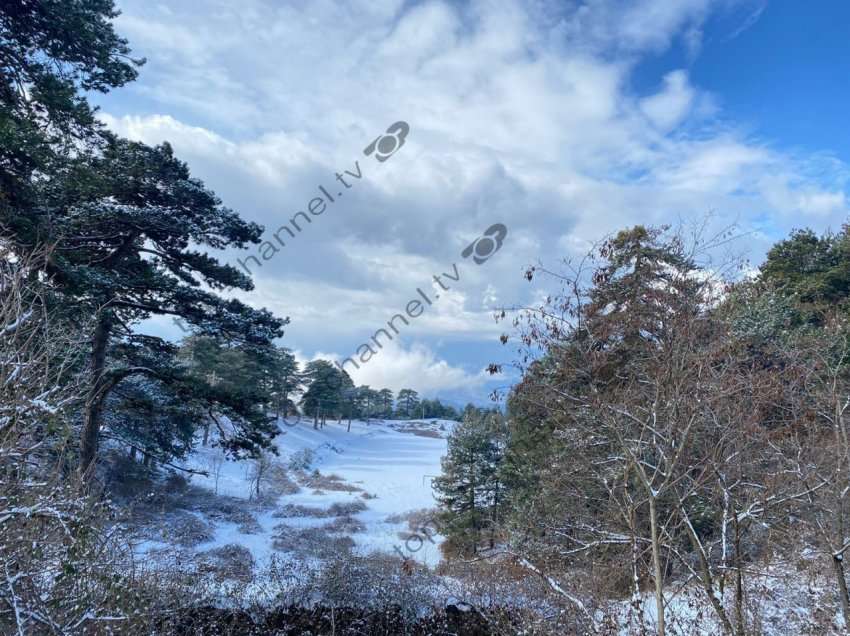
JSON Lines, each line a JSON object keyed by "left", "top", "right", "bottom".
{"left": 122, "top": 417, "right": 848, "bottom": 634}
{"left": 132, "top": 417, "right": 454, "bottom": 570}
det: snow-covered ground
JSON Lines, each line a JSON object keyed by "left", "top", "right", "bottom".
{"left": 135, "top": 417, "right": 454, "bottom": 570}
{"left": 125, "top": 418, "right": 847, "bottom": 634}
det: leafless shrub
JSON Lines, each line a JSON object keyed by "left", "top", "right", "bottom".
{"left": 205, "top": 453, "right": 225, "bottom": 495}
{"left": 272, "top": 524, "right": 355, "bottom": 558}
{"left": 196, "top": 544, "right": 255, "bottom": 583}
{"left": 165, "top": 511, "right": 216, "bottom": 547}
{"left": 328, "top": 500, "right": 367, "bottom": 516}
{"left": 274, "top": 503, "right": 332, "bottom": 518}
{"left": 304, "top": 552, "right": 441, "bottom": 624}
{"left": 0, "top": 245, "right": 141, "bottom": 633}
{"left": 298, "top": 470, "right": 363, "bottom": 493}
{"left": 263, "top": 463, "right": 300, "bottom": 496}
{"left": 247, "top": 451, "right": 272, "bottom": 501}
{"left": 287, "top": 448, "right": 314, "bottom": 471}
{"left": 393, "top": 426, "right": 443, "bottom": 438}
{"left": 323, "top": 515, "right": 366, "bottom": 534}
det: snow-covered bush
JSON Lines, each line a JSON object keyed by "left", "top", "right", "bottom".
{"left": 287, "top": 447, "right": 314, "bottom": 471}
{"left": 0, "top": 247, "right": 148, "bottom": 633}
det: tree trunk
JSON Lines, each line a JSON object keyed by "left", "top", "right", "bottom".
{"left": 80, "top": 315, "right": 111, "bottom": 477}
{"left": 630, "top": 511, "right": 647, "bottom": 634}
{"left": 203, "top": 421, "right": 210, "bottom": 446}
{"left": 832, "top": 554, "right": 850, "bottom": 626}
{"left": 648, "top": 496, "right": 666, "bottom": 636}
{"left": 733, "top": 514, "right": 746, "bottom": 636}
{"left": 313, "top": 411, "right": 318, "bottom": 430}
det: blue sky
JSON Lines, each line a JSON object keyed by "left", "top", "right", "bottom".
{"left": 94, "top": 0, "right": 850, "bottom": 406}
{"left": 636, "top": 1, "right": 850, "bottom": 166}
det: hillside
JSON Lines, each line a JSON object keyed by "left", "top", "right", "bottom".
{"left": 128, "top": 418, "right": 455, "bottom": 577}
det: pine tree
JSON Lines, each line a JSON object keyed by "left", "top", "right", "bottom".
{"left": 396, "top": 388, "right": 420, "bottom": 419}
{"left": 356, "top": 386, "right": 380, "bottom": 420}
{"left": 301, "top": 360, "right": 351, "bottom": 429}
{"left": 434, "top": 410, "right": 508, "bottom": 555}
{"left": 759, "top": 226, "right": 850, "bottom": 323}
{"left": 1, "top": 7, "right": 286, "bottom": 476}
{"left": 178, "top": 336, "right": 283, "bottom": 454}
{"left": 273, "top": 348, "right": 303, "bottom": 419}
{"left": 58, "top": 139, "right": 287, "bottom": 474}
{"left": 1, "top": 0, "right": 141, "bottom": 240}
{"left": 377, "top": 388, "right": 394, "bottom": 418}
{"left": 106, "top": 376, "right": 200, "bottom": 465}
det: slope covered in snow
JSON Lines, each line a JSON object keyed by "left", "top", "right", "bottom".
{"left": 134, "top": 417, "right": 454, "bottom": 570}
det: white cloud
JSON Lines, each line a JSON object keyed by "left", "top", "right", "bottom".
{"left": 308, "top": 340, "right": 488, "bottom": 396}
{"left": 97, "top": 0, "right": 849, "bottom": 397}
{"left": 640, "top": 70, "right": 695, "bottom": 132}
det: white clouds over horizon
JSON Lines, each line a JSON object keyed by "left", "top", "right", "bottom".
{"left": 100, "top": 0, "right": 849, "bottom": 402}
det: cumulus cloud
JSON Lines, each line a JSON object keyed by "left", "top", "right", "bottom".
{"left": 640, "top": 70, "right": 695, "bottom": 131}
{"left": 306, "top": 340, "right": 489, "bottom": 397}
{"left": 98, "top": 0, "right": 849, "bottom": 399}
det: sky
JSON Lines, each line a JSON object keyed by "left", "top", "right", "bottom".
{"left": 94, "top": 0, "right": 850, "bottom": 406}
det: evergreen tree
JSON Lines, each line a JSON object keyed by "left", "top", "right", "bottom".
{"left": 420, "top": 398, "right": 460, "bottom": 420}
{"left": 1, "top": 5, "right": 286, "bottom": 476}
{"left": 396, "top": 388, "right": 420, "bottom": 419}
{"left": 357, "top": 386, "right": 380, "bottom": 420}
{"left": 434, "top": 410, "right": 508, "bottom": 555}
{"left": 59, "top": 140, "right": 286, "bottom": 474}
{"left": 1, "top": 0, "right": 141, "bottom": 237}
{"left": 106, "top": 376, "right": 200, "bottom": 465}
{"left": 760, "top": 226, "right": 850, "bottom": 322}
{"left": 301, "top": 360, "right": 351, "bottom": 429}
{"left": 377, "top": 388, "right": 394, "bottom": 418}
{"left": 260, "top": 346, "right": 302, "bottom": 419}
{"left": 178, "top": 336, "right": 282, "bottom": 453}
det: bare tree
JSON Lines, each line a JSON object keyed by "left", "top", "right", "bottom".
{"left": 248, "top": 451, "right": 272, "bottom": 501}
{"left": 0, "top": 244, "right": 135, "bottom": 632}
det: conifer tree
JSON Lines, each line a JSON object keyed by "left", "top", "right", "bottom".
{"left": 377, "top": 388, "right": 395, "bottom": 418}
{"left": 396, "top": 388, "right": 420, "bottom": 419}
{"left": 434, "top": 410, "right": 508, "bottom": 555}
{"left": 1, "top": 3, "right": 287, "bottom": 476}
{"left": 301, "top": 360, "right": 351, "bottom": 428}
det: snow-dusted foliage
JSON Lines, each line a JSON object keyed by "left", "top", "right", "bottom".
{"left": 0, "top": 247, "right": 134, "bottom": 634}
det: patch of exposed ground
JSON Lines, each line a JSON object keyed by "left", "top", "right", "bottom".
{"left": 385, "top": 507, "right": 438, "bottom": 530}
{"left": 322, "top": 515, "right": 367, "bottom": 534}
{"left": 111, "top": 456, "right": 302, "bottom": 554}
{"left": 392, "top": 427, "right": 444, "bottom": 438}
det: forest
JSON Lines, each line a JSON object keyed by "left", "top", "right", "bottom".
{"left": 434, "top": 222, "right": 850, "bottom": 633}
{"left": 3, "top": 2, "right": 850, "bottom": 635}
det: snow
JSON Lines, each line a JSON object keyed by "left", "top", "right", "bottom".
{"left": 2, "top": 309, "right": 32, "bottom": 335}
{"left": 159, "top": 417, "right": 454, "bottom": 569}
